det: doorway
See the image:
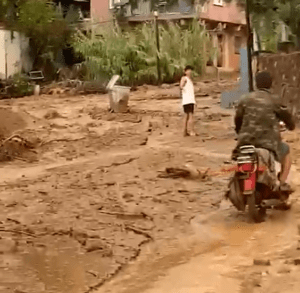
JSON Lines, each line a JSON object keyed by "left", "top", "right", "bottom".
{"left": 217, "top": 34, "right": 224, "bottom": 67}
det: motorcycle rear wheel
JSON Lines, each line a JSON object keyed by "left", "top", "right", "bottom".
{"left": 247, "top": 191, "right": 266, "bottom": 223}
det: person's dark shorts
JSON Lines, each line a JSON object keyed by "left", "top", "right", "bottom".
{"left": 278, "top": 141, "right": 290, "bottom": 162}
{"left": 183, "top": 104, "right": 194, "bottom": 114}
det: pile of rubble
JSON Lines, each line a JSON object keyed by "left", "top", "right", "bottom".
{"left": 0, "top": 107, "right": 37, "bottom": 162}
{"left": 42, "top": 80, "right": 107, "bottom": 96}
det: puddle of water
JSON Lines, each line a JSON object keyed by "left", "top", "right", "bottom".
{"left": 144, "top": 203, "right": 298, "bottom": 293}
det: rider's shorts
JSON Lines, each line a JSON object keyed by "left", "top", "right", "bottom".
{"left": 278, "top": 142, "right": 290, "bottom": 162}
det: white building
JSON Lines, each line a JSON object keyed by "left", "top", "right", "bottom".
{"left": 0, "top": 24, "right": 33, "bottom": 80}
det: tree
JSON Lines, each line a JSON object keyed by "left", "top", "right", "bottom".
{"left": 0, "top": 0, "right": 77, "bottom": 70}
{"left": 225, "top": 0, "right": 300, "bottom": 49}
{"left": 0, "top": 0, "right": 19, "bottom": 24}
{"left": 277, "top": 0, "right": 300, "bottom": 47}
{"left": 0, "top": 0, "right": 8, "bottom": 21}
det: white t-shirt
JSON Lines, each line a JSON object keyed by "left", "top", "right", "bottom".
{"left": 181, "top": 76, "right": 195, "bottom": 105}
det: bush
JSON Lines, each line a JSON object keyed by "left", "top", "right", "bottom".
{"left": 5, "top": 74, "right": 34, "bottom": 98}
{"left": 72, "top": 20, "right": 215, "bottom": 86}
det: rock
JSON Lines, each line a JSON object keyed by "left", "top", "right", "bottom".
{"left": 71, "top": 229, "right": 88, "bottom": 246}
{"left": 0, "top": 238, "right": 18, "bottom": 253}
{"left": 85, "top": 172, "right": 92, "bottom": 179}
{"left": 44, "top": 110, "right": 61, "bottom": 120}
{"left": 104, "top": 181, "right": 116, "bottom": 186}
{"left": 294, "top": 259, "right": 300, "bottom": 265}
{"left": 140, "top": 136, "right": 148, "bottom": 146}
{"left": 253, "top": 259, "right": 271, "bottom": 266}
{"left": 85, "top": 239, "right": 112, "bottom": 256}
{"left": 277, "top": 266, "right": 291, "bottom": 274}
{"left": 297, "top": 224, "right": 300, "bottom": 235}
{"left": 184, "top": 164, "right": 200, "bottom": 179}
{"left": 123, "top": 192, "right": 134, "bottom": 200}
{"left": 160, "top": 83, "right": 171, "bottom": 89}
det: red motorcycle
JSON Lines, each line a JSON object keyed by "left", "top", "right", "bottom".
{"left": 226, "top": 145, "right": 292, "bottom": 222}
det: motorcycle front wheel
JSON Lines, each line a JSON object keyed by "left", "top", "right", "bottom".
{"left": 247, "top": 191, "right": 266, "bottom": 223}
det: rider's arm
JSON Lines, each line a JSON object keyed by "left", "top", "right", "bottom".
{"left": 234, "top": 101, "right": 244, "bottom": 134}
{"left": 275, "top": 105, "right": 296, "bottom": 131}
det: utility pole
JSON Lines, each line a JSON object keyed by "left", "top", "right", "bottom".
{"left": 154, "top": 11, "right": 161, "bottom": 85}
{"left": 245, "top": 0, "right": 253, "bottom": 92}
{"left": 4, "top": 36, "right": 8, "bottom": 80}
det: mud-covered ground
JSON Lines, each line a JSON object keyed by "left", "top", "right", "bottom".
{"left": 0, "top": 80, "right": 300, "bottom": 293}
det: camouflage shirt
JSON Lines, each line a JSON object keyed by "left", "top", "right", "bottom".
{"left": 233, "top": 89, "right": 295, "bottom": 160}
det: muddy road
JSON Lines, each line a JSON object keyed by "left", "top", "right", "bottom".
{"left": 0, "top": 80, "right": 299, "bottom": 293}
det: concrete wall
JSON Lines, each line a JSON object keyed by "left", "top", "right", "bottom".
{"left": 0, "top": 29, "right": 33, "bottom": 79}
{"left": 91, "top": 0, "right": 111, "bottom": 24}
{"left": 259, "top": 52, "right": 300, "bottom": 116}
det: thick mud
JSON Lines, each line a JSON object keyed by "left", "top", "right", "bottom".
{"left": 0, "top": 80, "right": 299, "bottom": 293}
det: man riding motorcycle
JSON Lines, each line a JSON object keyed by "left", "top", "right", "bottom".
{"left": 232, "top": 71, "right": 295, "bottom": 195}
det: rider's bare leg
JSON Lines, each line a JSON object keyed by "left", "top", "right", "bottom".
{"left": 280, "top": 153, "right": 292, "bottom": 184}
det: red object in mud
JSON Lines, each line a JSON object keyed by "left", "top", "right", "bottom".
{"left": 238, "top": 162, "right": 257, "bottom": 192}
{"left": 244, "top": 172, "right": 256, "bottom": 192}
{"left": 238, "top": 162, "right": 256, "bottom": 173}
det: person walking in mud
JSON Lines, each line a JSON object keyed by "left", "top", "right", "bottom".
{"left": 180, "top": 66, "right": 197, "bottom": 136}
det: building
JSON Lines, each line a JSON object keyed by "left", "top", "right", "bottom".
{"left": 90, "top": 0, "right": 247, "bottom": 71}
{"left": 0, "top": 23, "right": 32, "bottom": 80}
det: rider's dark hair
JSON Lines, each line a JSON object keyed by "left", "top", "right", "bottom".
{"left": 255, "top": 71, "right": 273, "bottom": 90}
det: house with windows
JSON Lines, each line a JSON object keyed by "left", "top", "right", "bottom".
{"left": 90, "top": 0, "right": 247, "bottom": 71}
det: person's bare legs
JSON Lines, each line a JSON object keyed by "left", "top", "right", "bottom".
{"left": 189, "top": 113, "right": 196, "bottom": 136}
{"left": 183, "top": 113, "right": 189, "bottom": 136}
{"left": 280, "top": 153, "right": 292, "bottom": 184}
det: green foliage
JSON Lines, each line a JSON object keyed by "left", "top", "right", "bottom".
{"left": 73, "top": 20, "right": 213, "bottom": 85}
{"left": 17, "top": 0, "right": 72, "bottom": 61}
{"left": 277, "top": 0, "right": 300, "bottom": 45}
{"left": 7, "top": 74, "right": 34, "bottom": 97}
{"left": 251, "top": 7, "right": 279, "bottom": 52}
{"left": 0, "top": 0, "right": 76, "bottom": 68}
{"left": 225, "top": 0, "right": 300, "bottom": 48}
{"left": 0, "top": 0, "right": 8, "bottom": 21}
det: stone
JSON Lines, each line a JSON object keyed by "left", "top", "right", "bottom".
{"left": 294, "top": 259, "right": 300, "bottom": 265}
{"left": 253, "top": 259, "right": 271, "bottom": 266}
{"left": 85, "top": 239, "right": 112, "bottom": 257}
{"left": 277, "top": 266, "right": 291, "bottom": 274}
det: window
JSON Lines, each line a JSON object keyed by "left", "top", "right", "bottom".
{"left": 201, "top": 2, "right": 208, "bottom": 12}
{"left": 235, "top": 36, "right": 242, "bottom": 54}
{"left": 109, "top": 0, "right": 121, "bottom": 9}
{"left": 196, "top": 2, "right": 208, "bottom": 13}
{"left": 213, "top": 0, "right": 223, "bottom": 6}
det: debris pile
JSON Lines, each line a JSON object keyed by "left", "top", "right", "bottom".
{"left": 0, "top": 108, "right": 37, "bottom": 162}
{"left": 158, "top": 165, "right": 210, "bottom": 181}
{"left": 42, "top": 80, "right": 107, "bottom": 96}
{"left": 0, "top": 134, "right": 36, "bottom": 162}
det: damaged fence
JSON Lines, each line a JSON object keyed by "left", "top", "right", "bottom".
{"left": 259, "top": 52, "right": 300, "bottom": 119}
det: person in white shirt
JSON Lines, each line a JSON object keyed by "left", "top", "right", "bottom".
{"left": 180, "top": 65, "right": 196, "bottom": 136}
